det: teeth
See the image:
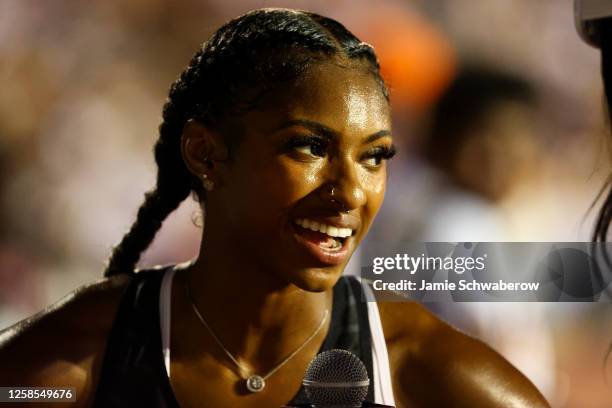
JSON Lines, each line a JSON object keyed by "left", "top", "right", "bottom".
{"left": 295, "top": 218, "right": 353, "bottom": 238}
{"left": 338, "top": 229, "right": 352, "bottom": 238}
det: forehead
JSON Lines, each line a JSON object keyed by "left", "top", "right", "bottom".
{"left": 243, "top": 61, "right": 391, "bottom": 137}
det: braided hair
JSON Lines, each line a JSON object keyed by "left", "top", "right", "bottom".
{"left": 104, "top": 8, "right": 388, "bottom": 277}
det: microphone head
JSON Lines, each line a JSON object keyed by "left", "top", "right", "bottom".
{"left": 303, "top": 349, "right": 370, "bottom": 407}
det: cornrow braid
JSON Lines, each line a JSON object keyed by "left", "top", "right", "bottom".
{"left": 104, "top": 8, "right": 388, "bottom": 277}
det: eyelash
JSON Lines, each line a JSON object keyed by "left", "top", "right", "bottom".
{"left": 287, "top": 135, "right": 328, "bottom": 157}
{"left": 362, "top": 145, "right": 397, "bottom": 167}
{"left": 286, "top": 135, "right": 397, "bottom": 167}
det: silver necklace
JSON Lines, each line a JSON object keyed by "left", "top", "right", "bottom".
{"left": 185, "top": 280, "right": 329, "bottom": 393}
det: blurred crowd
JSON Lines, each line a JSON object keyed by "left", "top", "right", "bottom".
{"left": 0, "top": 0, "right": 611, "bottom": 406}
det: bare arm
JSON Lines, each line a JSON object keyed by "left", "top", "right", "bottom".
{"left": 0, "top": 274, "right": 130, "bottom": 408}
{"left": 396, "top": 325, "right": 549, "bottom": 407}
{"left": 379, "top": 302, "right": 550, "bottom": 407}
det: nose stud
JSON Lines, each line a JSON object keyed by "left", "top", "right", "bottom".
{"left": 328, "top": 185, "right": 337, "bottom": 201}
{"left": 326, "top": 185, "right": 349, "bottom": 213}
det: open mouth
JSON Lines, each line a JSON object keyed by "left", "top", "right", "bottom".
{"left": 291, "top": 218, "right": 354, "bottom": 265}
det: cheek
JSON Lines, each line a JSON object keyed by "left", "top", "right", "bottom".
{"left": 272, "top": 159, "right": 323, "bottom": 201}
{"left": 360, "top": 168, "right": 386, "bottom": 227}
{"left": 227, "top": 156, "right": 323, "bottom": 224}
{"left": 368, "top": 170, "right": 386, "bottom": 197}
{"left": 257, "top": 158, "right": 324, "bottom": 211}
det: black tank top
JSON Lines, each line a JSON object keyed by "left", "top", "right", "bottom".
{"left": 93, "top": 266, "right": 374, "bottom": 407}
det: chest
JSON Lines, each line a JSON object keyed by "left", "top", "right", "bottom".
{"left": 166, "top": 348, "right": 318, "bottom": 408}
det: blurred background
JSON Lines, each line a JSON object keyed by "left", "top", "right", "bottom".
{"left": 0, "top": 0, "right": 610, "bottom": 406}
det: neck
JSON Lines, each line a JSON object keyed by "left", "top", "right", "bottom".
{"left": 181, "top": 225, "right": 332, "bottom": 367}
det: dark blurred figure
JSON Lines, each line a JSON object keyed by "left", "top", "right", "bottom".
{"left": 364, "top": 66, "right": 540, "bottom": 243}
{"left": 425, "top": 67, "right": 537, "bottom": 204}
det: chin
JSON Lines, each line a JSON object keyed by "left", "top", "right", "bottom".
{"left": 288, "top": 266, "right": 344, "bottom": 292}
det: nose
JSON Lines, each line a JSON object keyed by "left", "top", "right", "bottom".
{"left": 319, "top": 158, "right": 366, "bottom": 212}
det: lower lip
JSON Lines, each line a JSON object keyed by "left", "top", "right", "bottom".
{"left": 291, "top": 224, "right": 351, "bottom": 266}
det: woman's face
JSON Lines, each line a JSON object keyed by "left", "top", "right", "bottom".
{"left": 209, "top": 61, "right": 393, "bottom": 291}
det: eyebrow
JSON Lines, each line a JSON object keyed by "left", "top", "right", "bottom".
{"left": 276, "top": 119, "right": 392, "bottom": 144}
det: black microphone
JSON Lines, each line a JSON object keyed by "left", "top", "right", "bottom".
{"left": 285, "top": 349, "right": 395, "bottom": 407}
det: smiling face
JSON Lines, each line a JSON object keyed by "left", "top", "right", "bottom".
{"left": 202, "top": 60, "right": 393, "bottom": 291}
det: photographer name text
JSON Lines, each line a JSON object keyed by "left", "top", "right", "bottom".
{"left": 372, "top": 279, "right": 540, "bottom": 292}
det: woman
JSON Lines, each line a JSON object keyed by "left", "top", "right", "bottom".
{"left": 0, "top": 8, "right": 548, "bottom": 407}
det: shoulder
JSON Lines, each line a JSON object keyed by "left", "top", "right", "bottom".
{"left": 376, "top": 301, "right": 550, "bottom": 407}
{"left": 0, "top": 273, "right": 132, "bottom": 407}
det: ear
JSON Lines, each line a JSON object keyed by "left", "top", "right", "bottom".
{"left": 180, "top": 119, "right": 228, "bottom": 188}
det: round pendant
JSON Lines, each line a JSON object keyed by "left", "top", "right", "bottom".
{"left": 246, "top": 375, "right": 265, "bottom": 393}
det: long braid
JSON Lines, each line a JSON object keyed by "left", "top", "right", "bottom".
{"left": 104, "top": 8, "right": 388, "bottom": 277}
{"left": 104, "top": 55, "right": 204, "bottom": 277}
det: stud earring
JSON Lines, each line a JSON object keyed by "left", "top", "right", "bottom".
{"left": 202, "top": 173, "right": 214, "bottom": 191}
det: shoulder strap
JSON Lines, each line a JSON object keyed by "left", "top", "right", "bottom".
{"left": 362, "top": 281, "right": 396, "bottom": 406}
{"left": 93, "top": 267, "right": 180, "bottom": 408}
{"left": 346, "top": 275, "right": 375, "bottom": 403}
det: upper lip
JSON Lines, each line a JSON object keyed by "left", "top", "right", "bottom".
{"left": 294, "top": 212, "right": 361, "bottom": 233}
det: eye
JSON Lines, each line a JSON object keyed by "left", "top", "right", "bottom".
{"left": 362, "top": 145, "right": 397, "bottom": 168}
{"left": 294, "top": 143, "right": 326, "bottom": 157}
{"left": 286, "top": 135, "right": 328, "bottom": 158}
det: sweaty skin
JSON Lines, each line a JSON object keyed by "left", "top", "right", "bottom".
{"left": 0, "top": 60, "right": 549, "bottom": 407}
